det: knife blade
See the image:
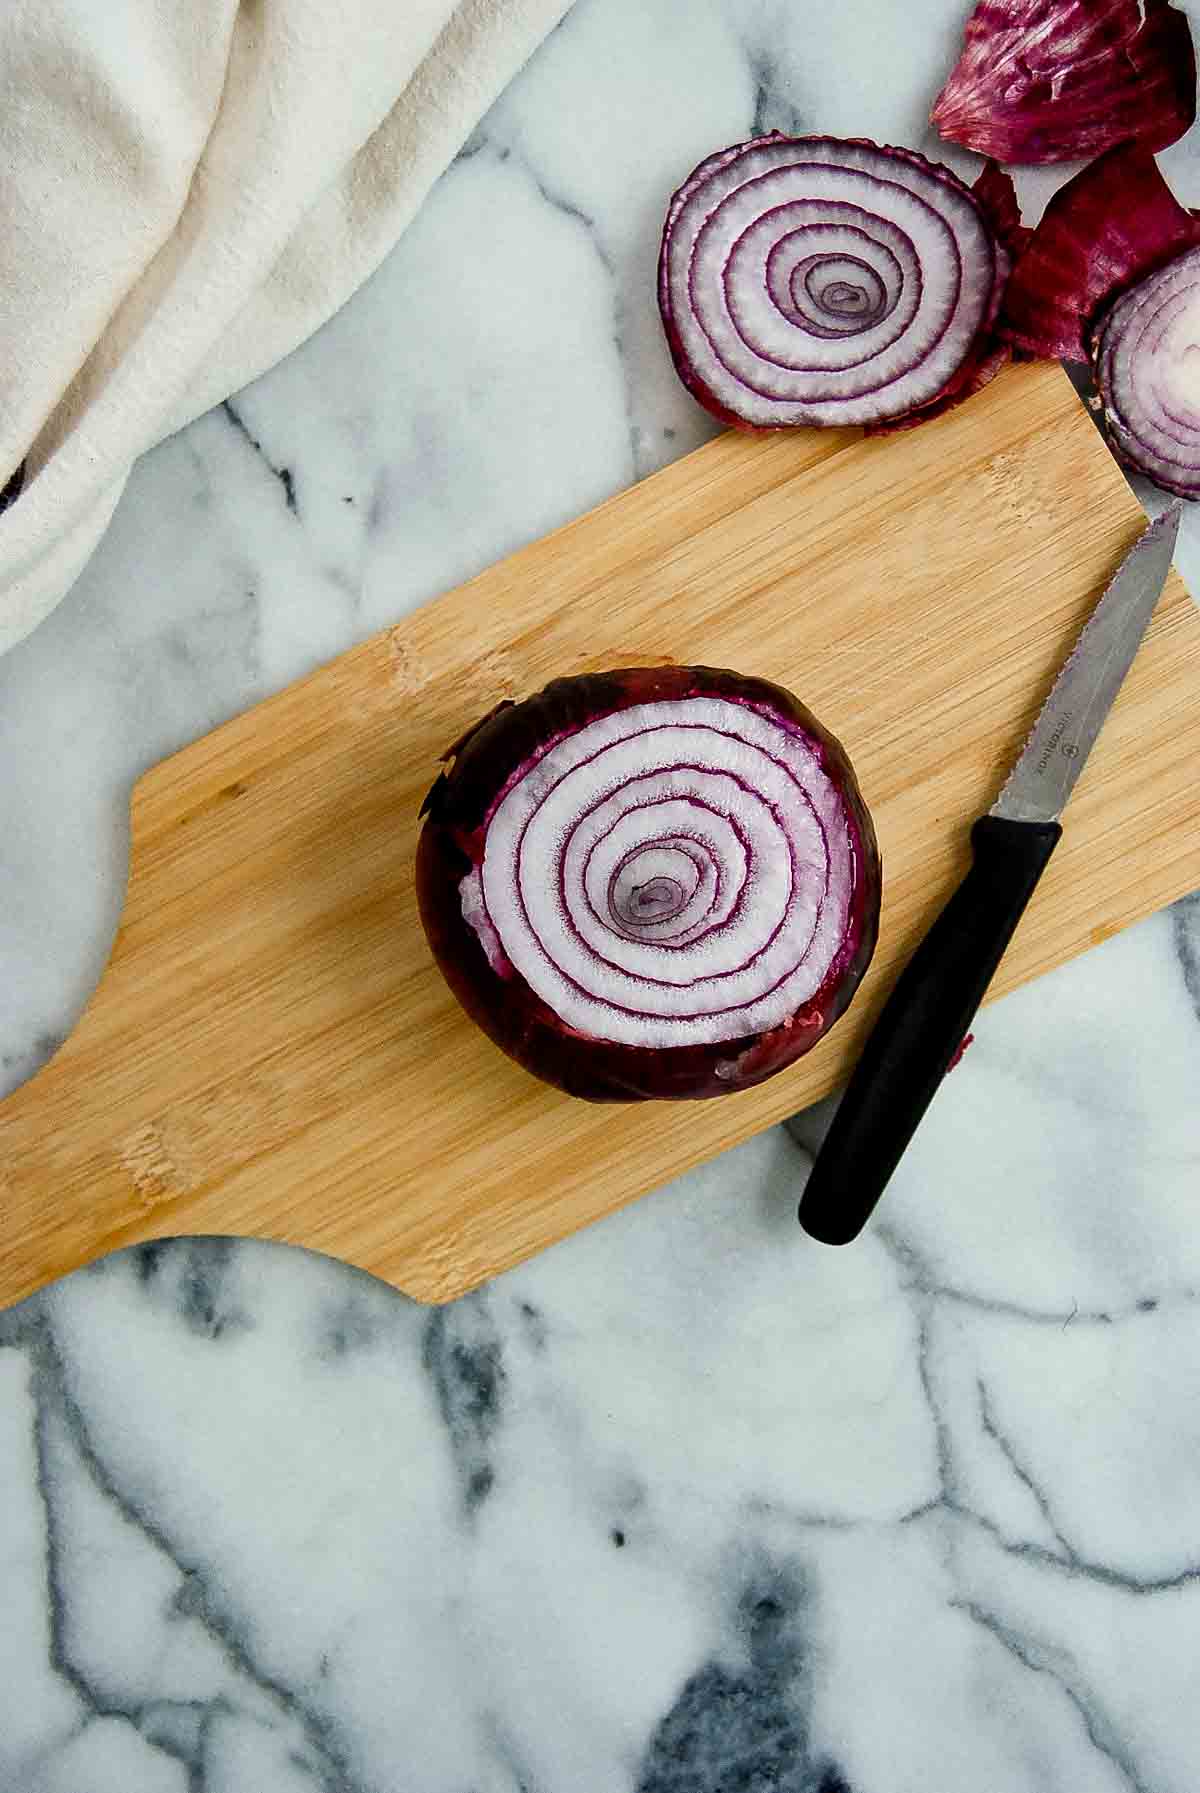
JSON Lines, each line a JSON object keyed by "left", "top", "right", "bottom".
{"left": 796, "top": 504, "right": 1182, "bottom": 1247}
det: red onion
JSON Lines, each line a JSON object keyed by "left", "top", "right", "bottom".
{"left": 417, "top": 667, "right": 880, "bottom": 1102}
{"left": 997, "top": 143, "right": 1200, "bottom": 495}
{"left": 931, "top": 0, "right": 1196, "bottom": 166}
{"left": 1001, "top": 145, "right": 1200, "bottom": 363}
{"left": 658, "top": 134, "right": 1017, "bottom": 433}
{"left": 1092, "top": 249, "right": 1200, "bottom": 498}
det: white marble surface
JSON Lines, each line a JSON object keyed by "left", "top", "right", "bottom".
{"left": 4, "top": 1, "right": 1200, "bottom": 1787}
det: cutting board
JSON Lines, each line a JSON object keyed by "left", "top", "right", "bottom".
{"left": 3, "top": 362, "right": 1199, "bottom": 1310}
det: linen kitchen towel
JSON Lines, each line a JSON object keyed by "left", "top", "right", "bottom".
{"left": 0, "top": 0, "right": 571, "bottom": 653}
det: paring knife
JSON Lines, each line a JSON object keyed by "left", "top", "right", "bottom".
{"left": 797, "top": 504, "right": 1183, "bottom": 1247}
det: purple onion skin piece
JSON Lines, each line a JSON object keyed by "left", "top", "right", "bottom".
{"left": 999, "top": 144, "right": 1200, "bottom": 363}
{"left": 417, "top": 666, "right": 881, "bottom": 1103}
{"left": 931, "top": 0, "right": 1196, "bottom": 166}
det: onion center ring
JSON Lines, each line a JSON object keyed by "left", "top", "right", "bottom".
{"left": 462, "top": 698, "right": 860, "bottom": 1049}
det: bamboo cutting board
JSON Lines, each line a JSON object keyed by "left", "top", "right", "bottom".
{"left": 3, "top": 362, "right": 1199, "bottom": 1310}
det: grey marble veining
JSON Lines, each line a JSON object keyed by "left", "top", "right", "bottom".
{"left": 4, "top": 0, "right": 1200, "bottom": 1787}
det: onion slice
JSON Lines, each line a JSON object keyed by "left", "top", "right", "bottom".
{"left": 1092, "top": 248, "right": 1200, "bottom": 498}
{"left": 931, "top": 0, "right": 1196, "bottom": 164}
{"left": 1000, "top": 145, "right": 1200, "bottom": 362}
{"left": 658, "top": 134, "right": 1016, "bottom": 432}
{"left": 417, "top": 666, "right": 880, "bottom": 1102}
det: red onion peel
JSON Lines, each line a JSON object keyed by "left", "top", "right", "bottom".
{"left": 931, "top": 0, "right": 1196, "bottom": 165}
{"left": 996, "top": 142, "right": 1200, "bottom": 495}
{"left": 1000, "top": 145, "right": 1200, "bottom": 363}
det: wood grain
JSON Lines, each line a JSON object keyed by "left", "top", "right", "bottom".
{"left": 2, "top": 362, "right": 1198, "bottom": 1310}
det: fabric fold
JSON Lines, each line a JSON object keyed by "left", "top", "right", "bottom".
{"left": 0, "top": 0, "right": 570, "bottom": 654}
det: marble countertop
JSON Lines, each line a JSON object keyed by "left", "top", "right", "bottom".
{"left": 5, "top": 1, "right": 1200, "bottom": 1787}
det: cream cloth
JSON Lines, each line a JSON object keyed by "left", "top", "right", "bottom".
{"left": 0, "top": 0, "right": 570, "bottom": 653}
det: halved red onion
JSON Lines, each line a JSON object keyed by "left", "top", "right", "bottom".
{"left": 417, "top": 666, "right": 880, "bottom": 1102}
{"left": 931, "top": 0, "right": 1196, "bottom": 165}
{"left": 1092, "top": 248, "right": 1200, "bottom": 498}
{"left": 1000, "top": 145, "right": 1200, "bottom": 361}
{"left": 658, "top": 134, "right": 1016, "bottom": 432}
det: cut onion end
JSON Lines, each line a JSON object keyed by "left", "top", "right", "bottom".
{"left": 417, "top": 666, "right": 881, "bottom": 1102}
{"left": 1000, "top": 144, "right": 1200, "bottom": 363}
{"left": 1092, "top": 246, "right": 1200, "bottom": 499}
{"left": 931, "top": 0, "right": 1196, "bottom": 165}
{"left": 658, "top": 134, "right": 1013, "bottom": 435}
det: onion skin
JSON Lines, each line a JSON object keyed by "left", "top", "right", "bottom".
{"left": 658, "top": 135, "right": 1017, "bottom": 436}
{"left": 417, "top": 667, "right": 881, "bottom": 1103}
{"left": 931, "top": 0, "right": 1196, "bottom": 166}
{"left": 1000, "top": 146, "right": 1200, "bottom": 362}
{"left": 998, "top": 144, "right": 1200, "bottom": 495}
{"left": 971, "top": 163, "right": 1031, "bottom": 264}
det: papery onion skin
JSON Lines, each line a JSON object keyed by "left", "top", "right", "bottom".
{"left": 1000, "top": 145, "right": 1200, "bottom": 361}
{"left": 1091, "top": 247, "right": 1200, "bottom": 498}
{"left": 417, "top": 666, "right": 881, "bottom": 1103}
{"left": 658, "top": 134, "right": 1016, "bottom": 435}
{"left": 971, "top": 162, "right": 1031, "bottom": 263}
{"left": 931, "top": 0, "right": 1196, "bottom": 166}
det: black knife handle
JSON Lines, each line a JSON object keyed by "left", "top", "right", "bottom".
{"left": 798, "top": 814, "right": 1062, "bottom": 1245}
